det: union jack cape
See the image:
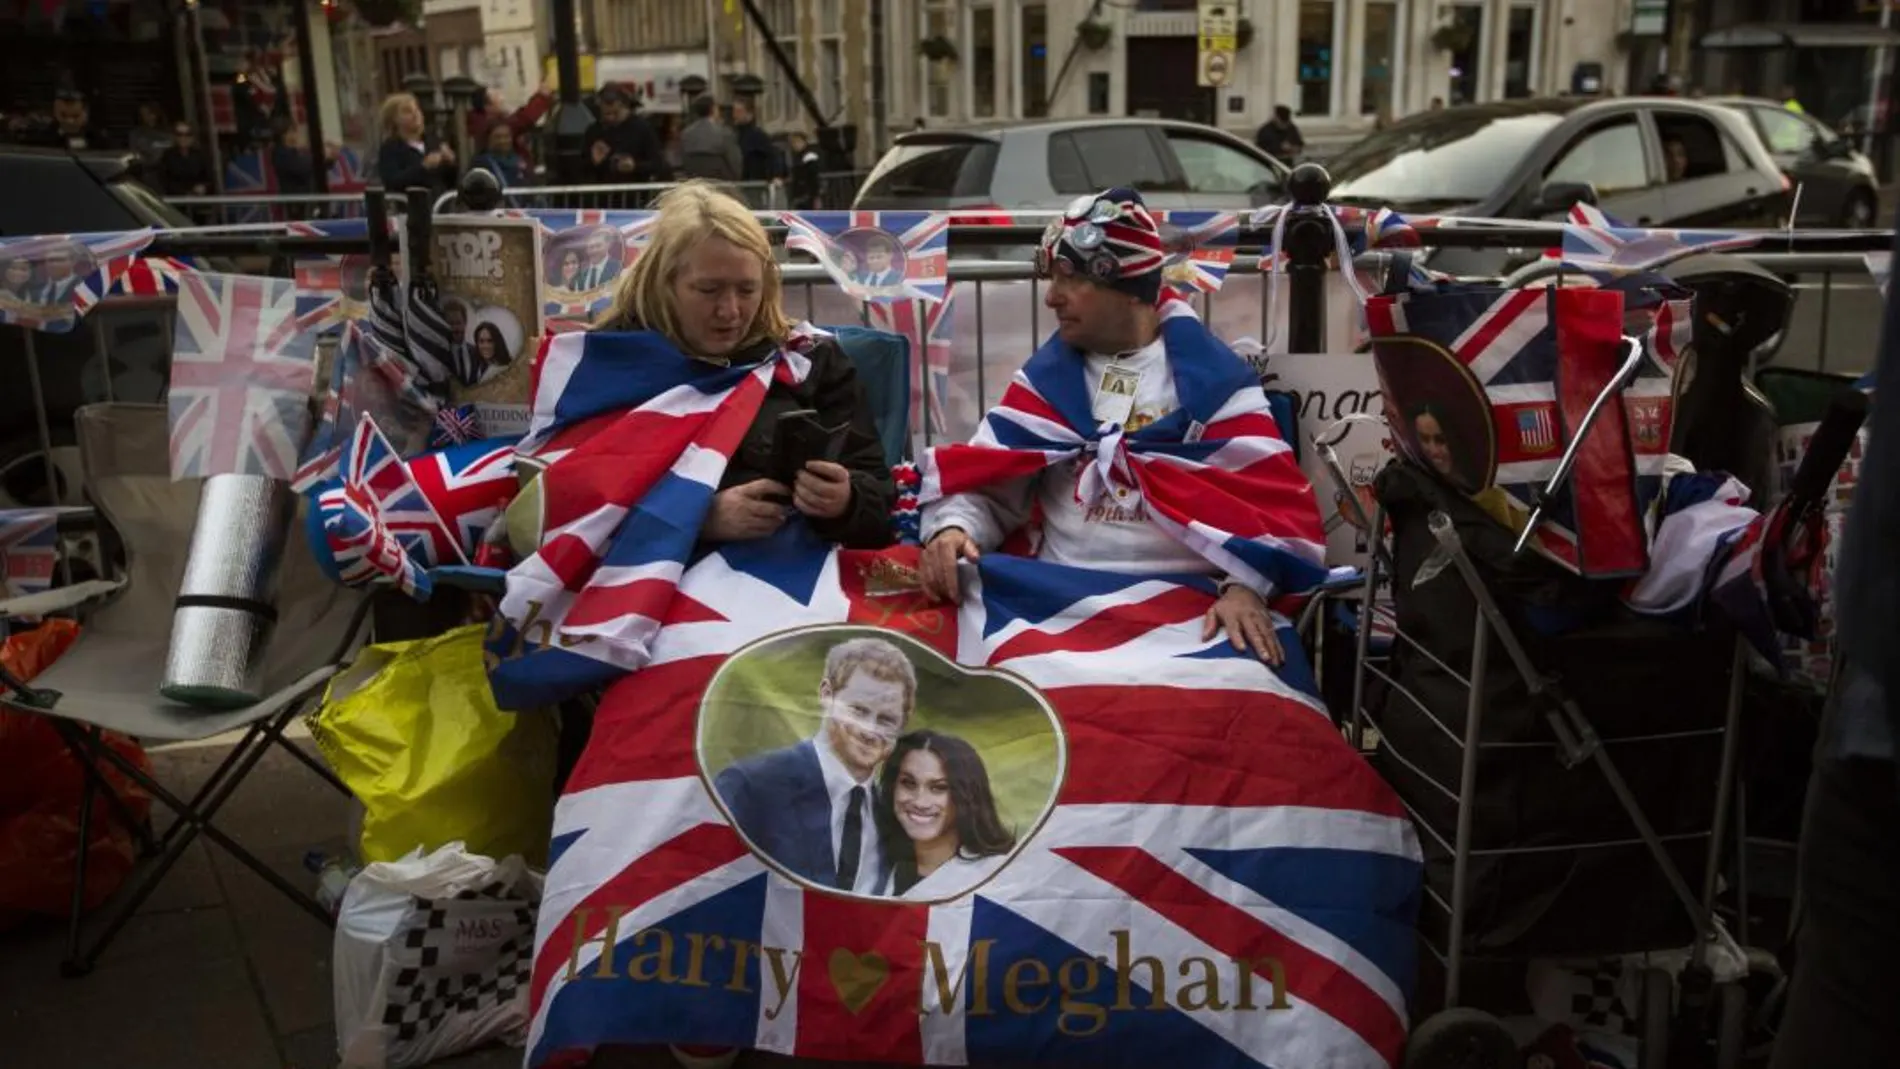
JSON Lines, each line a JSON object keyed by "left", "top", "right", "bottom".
{"left": 916, "top": 294, "right": 1329, "bottom": 601}
{"left": 486, "top": 327, "right": 824, "bottom": 710}
{"left": 523, "top": 535, "right": 1419, "bottom": 1068}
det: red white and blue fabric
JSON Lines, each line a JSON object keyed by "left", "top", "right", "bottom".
{"left": 166, "top": 271, "right": 315, "bottom": 480}
{"left": 916, "top": 294, "right": 1328, "bottom": 601}
{"left": 289, "top": 218, "right": 382, "bottom": 332}
{"left": 314, "top": 416, "right": 472, "bottom": 599}
{"left": 220, "top": 151, "right": 279, "bottom": 225}
{"left": 487, "top": 328, "right": 822, "bottom": 709}
{"left": 1557, "top": 202, "right": 1760, "bottom": 274}
{"left": 113, "top": 254, "right": 192, "bottom": 297}
{"left": 506, "top": 209, "right": 659, "bottom": 319}
{"left": 327, "top": 145, "right": 368, "bottom": 196}
{"left": 782, "top": 211, "right": 950, "bottom": 304}
{"left": 522, "top": 532, "right": 1419, "bottom": 1068}
{"left": 293, "top": 320, "right": 436, "bottom": 492}
{"left": 1365, "top": 278, "right": 1688, "bottom": 578}
{"left": 0, "top": 509, "right": 59, "bottom": 600}
{"left": 1156, "top": 211, "right": 1239, "bottom": 294}
{"left": 865, "top": 285, "right": 955, "bottom": 437}
{"left": 0, "top": 229, "right": 157, "bottom": 332}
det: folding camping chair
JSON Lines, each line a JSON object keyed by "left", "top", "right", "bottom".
{"left": 0, "top": 403, "right": 375, "bottom": 977}
{"left": 829, "top": 324, "right": 913, "bottom": 466}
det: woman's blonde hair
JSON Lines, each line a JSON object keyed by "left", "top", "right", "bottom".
{"left": 379, "top": 93, "right": 419, "bottom": 140}
{"left": 598, "top": 180, "right": 793, "bottom": 351}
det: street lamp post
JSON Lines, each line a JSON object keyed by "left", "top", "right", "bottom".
{"left": 550, "top": 0, "right": 593, "bottom": 184}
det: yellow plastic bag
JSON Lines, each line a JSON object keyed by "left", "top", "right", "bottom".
{"left": 307, "top": 625, "right": 558, "bottom": 868}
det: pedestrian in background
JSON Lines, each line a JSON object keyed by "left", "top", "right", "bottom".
{"left": 585, "top": 83, "right": 666, "bottom": 183}
{"left": 678, "top": 94, "right": 742, "bottom": 184}
{"left": 158, "top": 122, "right": 214, "bottom": 197}
{"left": 731, "top": 97, "right": 784, "bottom": 187}
{"left": 1254, "top": 104, "right": 1304, "bottom": 167}
{"left": 471, "top": 121, "right": 531, "bottom": 188}
{"left": 786, "top": 130, "right": 823, "bottom": 209}
{"left": 377, "top": 92, "right": 458, "bottom": 196}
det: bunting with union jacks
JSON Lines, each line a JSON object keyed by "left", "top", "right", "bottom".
{"left": 1556, "top": 202, "right": 1760, "bottom": 275}
{"left": 0, "top": 230, "right": 157, "bottom": 333}
{"left": 782, "top": 210, "right": 949, "bottom": 304}
{"left": 166, "top": 271, "right": 315, "bottom": 480}
{"left": 289, "top": 218, "right": 391, "bottom": 332}
{"left": 1156, "top": 211, "right": 1239, "bottom": 294}
{"left": 506, "top": 209, "right": 660, "bottom": 321}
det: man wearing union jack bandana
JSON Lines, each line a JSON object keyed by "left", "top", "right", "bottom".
{"left": 919, "top": 187, "right": 1326, "bottom": 665}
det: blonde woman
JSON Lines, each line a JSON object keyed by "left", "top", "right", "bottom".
{"left": 375, "top": 91, "right": 457, "bottom": 194}
{"left": 595, "top": 180, "right": 894, "bottom": 549}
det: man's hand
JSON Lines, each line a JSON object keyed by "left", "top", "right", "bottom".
{"left": 613, "top": 154, "right": 636, "bottom": 174}
{"left": 703, "top": 479, "right": 791, "bottom": 542}
{"left": 1203, "top": 584, "right": 1283, "bottom": 666}
{"left": 590, "top": 140, "right": 610, "bottom": 164}
{"left": 792, "top": 461, "right": 853, "bottom": 520}
{"left": 920, "top": 528, "right": 980, "bottom": 604}
{"left": 423, "top": 151, "right": 444, "bottom": 169}
{"left": 439, "top": 144, "right": 456, "bottom": 165}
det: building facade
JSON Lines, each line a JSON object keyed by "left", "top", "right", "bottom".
{"left": 883, "top": 0, "right": 1635, "bottom": 151}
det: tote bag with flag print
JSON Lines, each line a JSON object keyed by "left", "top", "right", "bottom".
{"left": 1363, "top": 277, "right": 1695, "bottom": 579}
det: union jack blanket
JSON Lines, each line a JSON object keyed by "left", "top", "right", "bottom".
{"left": 523, "top": 531, "right": 1418, "bottom": 1068}
{"left": 486, "top": 327, "right": 825, "bottom": 710}
{"left": 916, "top": 293, "right": 1329, "bottom": 601}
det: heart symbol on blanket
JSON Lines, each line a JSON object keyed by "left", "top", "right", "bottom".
{"left": 828, "top": 948, "right": 889, "bottom": 1014}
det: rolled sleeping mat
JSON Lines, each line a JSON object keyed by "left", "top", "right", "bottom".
{"left": 160, "top": 474, "right": 297, "bottom": 708}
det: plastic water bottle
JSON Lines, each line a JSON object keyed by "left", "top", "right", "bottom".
{"left": 304, "top": 850, "right": 360, "bottom": 915}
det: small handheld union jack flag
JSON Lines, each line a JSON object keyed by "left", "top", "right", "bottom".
{"left": 316, "top": 415, "right": 469, "bottom": 600}
{"left": 166, "top": 272, "right": 316, "bottom": 481}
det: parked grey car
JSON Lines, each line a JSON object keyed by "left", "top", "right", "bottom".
{"left": 1710, "top": 96, "right": 1881, "bottom": 228}
{"left": 851, "top": 118, "right": 1291, "bottom": 215}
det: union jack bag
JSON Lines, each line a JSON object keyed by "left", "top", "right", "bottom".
{"left": 1364, "top": 276, "right": 1694, "bottom": 578}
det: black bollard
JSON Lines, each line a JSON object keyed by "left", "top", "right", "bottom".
{"left": 457, "top": 167, "right": 504, "bottom": 212}
{"left": 1282, "top": 162, "right": 1334, "bottom": 356}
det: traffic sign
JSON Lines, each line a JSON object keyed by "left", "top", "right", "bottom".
{"left": 1198, "top": 0, "right": 1237, "bottom": 87}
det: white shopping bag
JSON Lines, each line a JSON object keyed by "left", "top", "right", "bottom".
{"left": 333, "top": 841, "right": 544, "bottom": 1069}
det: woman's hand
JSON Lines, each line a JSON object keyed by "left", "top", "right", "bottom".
{"left": 1202, "top": 584, "right": 1283, "bottom": 666}
{"left": 439, "top": 144, "right": 457, "bottom": 166}
{"left": 792, "top": 461, "right": 853, "bottom": 520}
{"left": 703, "top": 479, "right": 791, "bottom": 542}
{"left": 423, "top": 151, "right": 443, "bottom": 168}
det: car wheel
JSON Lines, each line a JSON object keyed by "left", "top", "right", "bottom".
{"left": 1840, "top": 189, "right": 1879, "bottom": 229}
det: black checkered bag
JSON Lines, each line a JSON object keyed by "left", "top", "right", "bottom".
{"left": 335, "top": 846, "right": 544, "bottom": 1069}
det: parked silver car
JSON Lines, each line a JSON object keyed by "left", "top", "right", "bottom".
{"left": 851, "top": 118, "right": 1291, "bottom": 216}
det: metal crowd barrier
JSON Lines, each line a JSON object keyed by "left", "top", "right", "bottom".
{"left": 166, "top": 170, "right": 873, "bottom": 227}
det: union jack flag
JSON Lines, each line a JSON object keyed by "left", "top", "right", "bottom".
{"left": 316, "top": 416, "right": 468, "bottom": 599}
{"left": 0, "top": 230, "right": 157, "bottom": 333}
{"left": 781, "top": 210, "right": 950, "bottom": 304}
{"left": 407, "top": 438, "right": 520, "bottom": 561}
{"left": 488, "top": 327, "right": 826, "bottom": 709}
{"left": 1558, "top": 202, "right": 1760, "bottom": 274}
{"left": 522, "top": 536, "right": 1417, "bottom": 1069}
{"left": 1156, "top": 211, "right": 1239, "bottom": 294}
{"left": 288, "top": 218, "right": 386, "bottom": 332}
{"left": 1366, "top": 277, "right": 1690, "bottom": 578}
{"left": 221, "top": 151, "right": 279, "bottom": 225}
{"left": 113, "top": 255, "right": 192, "bottom": 297}
{"left": 293, "top": 320, "right": 429, "bottom": 492}
{"left": 507, "top": 209, "right": 660, "bottom": 320}
{"left": 327, "top": 144, "right": 368, "bottom": 195}
{"left": 0, "top": 509, "right": 59, "bottom": 600}
{"left": 866, "top": 287, "right": 955, "bottom": 438}
{"left": 166, "top": 272, "right": 315, "bottom": 480}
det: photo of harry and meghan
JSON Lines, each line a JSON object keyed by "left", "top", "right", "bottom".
{"left": 703, "top": 632, "right": 1059, "bottom": 902}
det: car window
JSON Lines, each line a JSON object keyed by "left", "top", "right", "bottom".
{"left": 1047, "top": 134, "right": 1089, "bottom": 195}
{"left": 1328, "top": 112, "right": 1564, "bottom": 209}
{"left": 1545, "top": 120, "right": 1651, "bottom": 195}
{"left": 857, "top": 139, "right": 999, "bottom": 201}
{"left": 1058, "top": 127, "right": 1181, "bottom": 194}
{"left": 1652, "top": 112, "right": 1735, "bottom": 181}
{"left": 1163, "top": 132, "right": 1280, "bottom": 194}
{"left": 1752, "top": 105, "right": 1823, "bottom": 156}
